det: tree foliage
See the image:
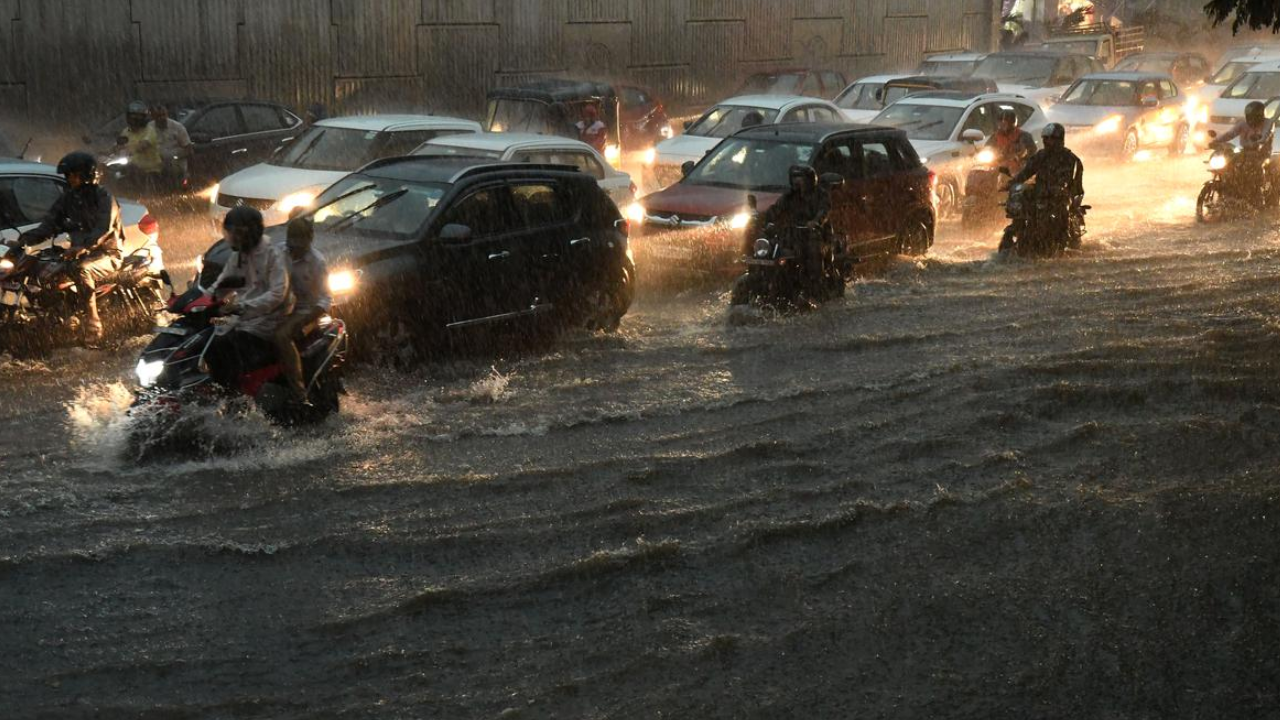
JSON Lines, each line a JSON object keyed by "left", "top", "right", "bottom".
{"left": 1205, "top": 0, "right": 1280, "bottom": 33}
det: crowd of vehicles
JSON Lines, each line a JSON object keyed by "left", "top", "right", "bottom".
{"left": 4, "top": 33, "right": 1278, "bottom": 429}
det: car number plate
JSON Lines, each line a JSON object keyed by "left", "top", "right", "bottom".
{"left": 650, "top": 245, "right": 694, "bottom": 261}
{"left": 154, "top": 326, "right": 189, "bottom": 336}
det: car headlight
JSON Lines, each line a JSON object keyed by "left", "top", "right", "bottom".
{"left": 1094, "top": 116, "right": 1123, "bottom": 135}
{"left": 1209, "top": 154, "right": 1229, "bottom": 170}
{"left": 625, "top": 202, "right": 647, "bottom": 224}
{"left": 605, "top": 144, "right": 622, "bottom": 164}
{"left": 920, "top": 156, "right": 931, "bottom": 165}
{"left": 728, "top": 212, "right": 751, "bottom": 230}
{"left": 642, "top": 147, "right": 657, "bottom": 165}
{"left": 277, "top": 191, "right": 317, "bottom": 215}
{"left": 660, "top": 124, "right": 674, "bottom": 139}
{"left": 202, "top": 183, "right": 220, "bottom": 205}
{"left": 327, "top": 269, "right": 359, "bottom": 295}
{"left": 976, "top": 148, "right": 996, "bottom": 165}
{"left": 136, "top": 358, "right": 164, "bottom": 388}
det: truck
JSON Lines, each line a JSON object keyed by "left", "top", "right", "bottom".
{"left": 1040, "top": 22, "right": 1146, "bottom": 68}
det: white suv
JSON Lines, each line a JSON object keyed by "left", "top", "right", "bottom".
{"left": 211, "top": 115, "right": 481, "bottom": 228}
{"left": 413, "top": 132, "right": 636, "bottom": 207}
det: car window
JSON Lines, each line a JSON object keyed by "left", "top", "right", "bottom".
{"left": 961, "top": 104, "right": 998, "bottom": 137}
{"left": 809, "top": 106, "right": 840, "bottom": 123}
{"left": 621, "top": 87, "right": 648, "bottom": 107}
{"left": 380, "top": 130, "right": 447, "bottom": 157}
{"left": 441, "top": 187, "right": 513, "bottom": 238}
{"left": 1012, "top": 102, "right": 1036, "bottom": 127}
{"left": 0, "top": 176, "right": 63, "bottom": 226}
{"left": 1159, "top": 80, "right": 1178, "bottom": 99}
{"left": 859, "top": 142, "right": 893, "bottom": 178}
{"left": 835, "top": 83, "right": 883, "bottom": 111}
{"left": 687, "top": 105, "right": 781, "bottom": 138}
{"left": 521, "top": 150, "right": 607, "bottom": 179}
{"left": 801, "top": 74, "right": 822, "bottom": 96}
{"left": 191, "top": 105, "right": 243, "bottom": 138}
{"left": 510, "top": 183, "right": 568, "bottom": 226}
{"left": 242, "top": 104, "right": 287, "bottom": 133}
{"left": 782, "top": 107, "right": 809, "bottom": 123}
{"left": 814, "top": 142, "right": 858, "bottom": 179}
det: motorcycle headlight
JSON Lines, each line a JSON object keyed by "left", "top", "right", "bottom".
{"left": 276, "top": 191, "right": 317, "bottom": 215}
{"left": 327, "top": 269, "right": 359, "bottom": 296}
{"left": 1209, "top": 154, "right": 1229, "bottom": 170}
{"left": 136, "top": 358, "right": 165, "bottom": 388}
{"left": 728, "top": 212, "right": 752, "bottom": 230}
{"left": 754, "top": 238, "right": 772, "bottom": 258}
{"left": 976, "top": 148, "right": 996, "bottom": 165}
{"left": 642, "top": 147, "right": 657, "bottom": 165}
{"left": 660, "top": 124, "right": 674, "bottom": 139}
{"left": 625, "top": 202, "right": 647, "bottom": 224}
{"left": 106, "top": 157, "right": 129, "bottom": 167}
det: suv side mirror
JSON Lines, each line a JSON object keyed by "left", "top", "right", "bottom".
{"left": 681, "top": 160, "right": 696, "bottom": 178}
{"left": 819, "top": 172, "right": 844, "bottom": 187}
{"left": 961, "top": 129, "right": 985, "bottom": 144}
{"left": 439, "top": 223, "right": 473, "bottom": 243}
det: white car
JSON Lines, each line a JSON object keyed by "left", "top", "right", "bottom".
{"left": 834, "top": 75, "right": 902, "bottom": 122}
{"left": 211, "top": 114, "right": 482, "bottom": 228}
{"left": 871, "top": 92, "right": 1047, "bottom": 218}
{"left": 1206, "top": 60, "right": 1280, "bottom": 138}
{"left": 413, "top": 132, "right": 636, "bottom": 207}
{"left": 972, "top": 51, "right": 1105, "bottom": 108}
{"left": 1195, "top": 53, "right": 1280, "bottom": 110}
{"left": 650, "top": 95, "right": 844, "bottom": 186}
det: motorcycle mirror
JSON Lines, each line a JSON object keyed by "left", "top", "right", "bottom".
{"left": 439, "top": 223, "right": 473, "bottom": 243}
{"left": 681, "top": 160, "right": 696, "bottom": 178}
{"left": 819, "top": 172, "right": 844, "bottom": 187}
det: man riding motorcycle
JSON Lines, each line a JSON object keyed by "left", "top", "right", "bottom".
{"left": 150, "top": 104, "right": 192, "bottom": 188}
{"left": 1211, "top": 100, "right": 1275, "bottom": 200}
{"left": 755, "top": 164, "right": 831, "bottom": 275}
{"left": 1002, "top": 123, "right": 1085, "bottom": 252}
{"left": 274, "top": 216, "right": 331, "bottom": 404}
{"left": 205, "top": 206, "right": 291, "bottom": 391}
{"left": 988, "top": 108, "right": 1037, "bottom": 175}
{"left": 116, "top": 101, "right": 163, "bottom": 186}
{"left": 3, "top": 151, "right": 124, "bottom": 345}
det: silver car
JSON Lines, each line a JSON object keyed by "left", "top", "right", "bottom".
{"left": 1045, "top": 72, "right": 1192, "bottom": 161}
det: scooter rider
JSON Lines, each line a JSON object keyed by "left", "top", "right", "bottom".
{"left": 205, "top": 206, "right": 291, "bottom": 391}
{"left": 1010, "top": 123, "right": 1084, "bottom": 198}
{"left": 4, "top": 152, "right": 123, "bottom": 345}
{"left": 755, "top": 165, "right": 831, "bottom": 275}
{"left": 274, "top": 216, "right": 331, "bottom": 403}
{"left": 1215, "top": 100, "right": 1273, "bottom": 153}
{"left": 988, "top": 108, "right": 1037, "bottom": 174}
{"left": 149, "top": 104, "right": 192, "bottom": 187}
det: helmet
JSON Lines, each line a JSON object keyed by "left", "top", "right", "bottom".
{"left": 56, "top": 151, "right": 98, "bottom": 183}
{"left": 998, "top": 109, "right": 1019, "bottom": 125}
{"left": 126, "top": 100, "right": 149, "bottom": 130}
{"left": 223, "top": 206, "right": 265, "bottom": 249}
{"left": 788, "top": 164, "right": 818, "bottom": 190}
{"left": 1042, "top": 123, "right": 1066, "bottom": 141}
{"left": 1247, "top": 101, "right": 1266, "bottom": 125}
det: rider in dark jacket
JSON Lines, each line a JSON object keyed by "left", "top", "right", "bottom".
{"left": 762, "top": 165, "right": 830, "bottom": 230}
{"left": 5, "top": 152, "right": 124, "bottom": 344}
{"left": 1011, "top": 123, "right": 1084, "bottom": 197}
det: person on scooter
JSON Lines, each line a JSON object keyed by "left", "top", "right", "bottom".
{"left": 273, "top": 216, "right": 331, "bottom": 404}
{"left": 758, "top": 164, "right": 831, "bottom": 277}
{"left": 576, "top": 104, "right": 608, "bottom": 154}
{"left": 1005, "top": 123, "right": 1086, "bottom": 251}
{"left": 3, "top": 152, "right": 123, "bottom": 345}
{"left": 205, "top": 206, "right": 291, "bottom": 391}
{"left": 149, "top": 104, "right": 192, "bottom": 189}
{"left": 1215, "top": 100, "right": 1273, "bottom": 154}
{"left": 116, "top": 101, "right": 163, "bottom": 188}
{"left": 987, "top": 108, "right": 1036, "bottom": 175}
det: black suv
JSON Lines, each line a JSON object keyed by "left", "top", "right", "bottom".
{"left": 633, "top": 123, "right": 936, "bottom": 278}
{"left": 198, "top": 158, "right": 635, "bottom": 343}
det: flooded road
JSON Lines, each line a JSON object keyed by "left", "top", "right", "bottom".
{"left": 4, "top": 157, "right": 1280, "bottom": 717}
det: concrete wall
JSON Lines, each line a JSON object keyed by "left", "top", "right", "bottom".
{"left": 0, "top": 0, "right": 1000, "bottom": 127}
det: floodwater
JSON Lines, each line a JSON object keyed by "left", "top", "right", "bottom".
{"left": 4, "top": 157, "right": 1280, "bottom": 717}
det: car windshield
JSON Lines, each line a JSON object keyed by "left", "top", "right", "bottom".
{"left": 835, "top": 83, "right": 884, "bottom": 111}
{"left": 872, "top": 103, "right": 964, "bottom": 141}
{"left": 1059, "top": 79, "right": 1141, "bottom": 106}
{"left": 882, "top": 85, "right": 931, "bottom": 106}
{"left": 274, "top": 126, "right": 387, "bottom": 171}
{"left": 918, "top": 60, "right": 972, "bottom": 77}
{"left": 687, "top": 106, "right": 781, "bottom": 138}
{"left": 684, "top": 138, "right": 816, "bottom": 192}
{"left": 310, "top": 176, "right": 448, "bottom": 241}
{"left": 974, "top": 55, "right": 1058, "bottom": 86}
{"left": 1116, "top": 57, "right": 1172, "bottom": 73}
{"left": 487, "top": 99, "right": 568, "bottom": 136}
{"left": 414, "top": 145, "right": 504, "bottom": 160}
{"left": 1210, "top": 61, "right": 1254, "bottom": 86}
{"left": 737, "top": 74, "right": 802, "bottom": 95}
{"left": 1223, "top": 71, "right": 1280, "bottom": 100}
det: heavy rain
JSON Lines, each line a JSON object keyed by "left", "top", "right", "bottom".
{"left": 4, "top": 0, "right": 1280, "bottom": 717}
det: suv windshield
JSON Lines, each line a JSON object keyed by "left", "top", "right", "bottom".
{"left": 1210, "top": 61, "right": 1255, "bottom": 86}
{"left": 1223, "top": 71, "right": 1280, "bottom": 100}
{"left": 684, "top": 138, "right": 816, "bottom": 192}
{"left": 974, "top": 55, "right": 1058, "bottom": 86}
{"left": 737, "top": 74, "right": 802, "bottom": 95}
{"left": 311, "top": 176, "right": 448, "bottom": 240}
{"left": 872, "top": 103, "right": 964, "bottom": 141}
{"left": 1116, "top": 57, "right": 1172, "bottom": 73}
{"left": 687, "top": 106, "right": 781, "bottom": 138}
{"left": 1059, "top": 79, "right": 1140, "bottom": 106}
{"left": 275, "top": 126, "right": 388, "bottom": 171}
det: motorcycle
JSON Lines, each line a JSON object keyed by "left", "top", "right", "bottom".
{"left": 998, "top": 178, "right": 1088, "bottom": 258}
{"left": 730, "top": 221, "right": 846, "bottom": 311}
{"left": 101, "top": 147, "right": 191, "bottom": 198}
{"left": 1196, "top": 137, "right": 1278, "bottom": 223}
{"left": 0, "top": 236, "right": 171, "bottom": 341}
{"left": 961, "top": 148, "right": 1008, "bottom": 233}
{"left": 131, "top": 282, "right": 348, "bottom": 429}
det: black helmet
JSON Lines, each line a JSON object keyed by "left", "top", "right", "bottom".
{"left": 56, "top": 151, "right": 98, "bottom": 183}
{"left": 223, "top": 206, "right": 265, "bottom": 248}
{"left": 1246, "top": 101, "right": 1266, "bottom": 125}
{"left": 1042, "top": 123, "right": 1066, "bottom": 141}
{"left": 126, "top": 100, "right": 149, "bottom": 130}
{"left": 789, "top": 164, "right": 818, "bottom": 188}
{"left": 999, "top": 109, "right": 1019, "bottom": 125}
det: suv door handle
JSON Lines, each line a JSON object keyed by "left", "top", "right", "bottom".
{"left": 488, "top": 251, "right": 511, "bottom": 261}
{"left": 231, "top": 148, "right": 248, "bottom": 155}
{"left": 569, "top": 237, "right": 592, "bottom": 246}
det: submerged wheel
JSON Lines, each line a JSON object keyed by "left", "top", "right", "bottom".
{"left": 1196, "top": 184, "right": 1225, "bottom": 223}
{"left": 580, "top": 259, "right": 635, "bottom": 332}
{"left": 1121, "top": 131, "right": 1139, "bottom": 162}
{"left": 936, "top": 181, "right": 960, "bottom": 220}
{"left": 897, "top": 217, "right": 932, "bottom": 256}
{"left": 1170, "top": 125, "right": 1190, "bottom": 157}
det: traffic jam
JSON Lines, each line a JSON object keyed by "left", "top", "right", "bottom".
{"left": 1, "top": 18, "right": 1277, "bottom": 434}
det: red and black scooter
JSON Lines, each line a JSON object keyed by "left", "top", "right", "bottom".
{"left": 131, "top": 281, "right": 348, "bottom": 428}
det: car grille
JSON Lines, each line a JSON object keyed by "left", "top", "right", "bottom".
{"left": 1210, "top": 116, "right": 1239, "bottom": 125}
{"left": 216, "top": 193, "right": 275, "bottom": 211}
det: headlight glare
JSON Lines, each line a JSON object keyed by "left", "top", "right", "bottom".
{"left": 277, "top": 191, "right": 317, "bottom": 215}
{"left": 327, "top": 269, "right": 359, "bottom": 295}
{"left": 642, "top": 147, "right": 657, "bottom": 165}
{"left": 1095, "top": 116, "right": 1123, "bottom": 135}
{"left": 605, "top": 144, "right": 622, "bottom": 164}
{"left": 976, "top": 148, "right": 996, "bottom": 165}
{"left": 625, "top": 202, "right": 647, "bottom": 224}
{"left": 136, "top": 359, "right": 164, "bottom": 388}
{"left": 729, "top": 212, "right": 751, "bottom": 230}
{"left": 1209, "top": 154, "right": 1228, "bottom": 170}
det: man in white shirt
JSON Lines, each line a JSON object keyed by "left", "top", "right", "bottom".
{"left": 274, "top": 216, "right": 332, "bottom": 402}
{"left": 150, "top": 105, "right": 192, "bottom": 185}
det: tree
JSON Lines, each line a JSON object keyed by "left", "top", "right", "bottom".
{"left": 1205, "top": 0, "right": 1280, "bottom": 33}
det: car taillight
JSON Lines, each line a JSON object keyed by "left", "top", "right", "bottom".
{"left": 139, "top": 213, "right": 160, "bottom": 238}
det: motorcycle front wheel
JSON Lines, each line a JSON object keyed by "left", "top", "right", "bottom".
{"left": 1196, "top": 183, "right": 1225, "bottom": 223}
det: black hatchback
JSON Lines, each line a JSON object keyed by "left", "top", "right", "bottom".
{"left": 199, "top": 158, "right": 635, "bottom": 344}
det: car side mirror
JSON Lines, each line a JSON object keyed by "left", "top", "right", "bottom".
{"left": 190, "top": 132, "right": 212, "bottom": 145}
{"left": 681, "top": 160, "right": 696, "bottom": 178}
{"left": 439, "top": 223, "right": 473, "bottom": 243}
{"left": 819, "top": 172, "right": 844, "bottom": 187}
{"left": 961, "top": 129, "right": 985, "bottom": 144}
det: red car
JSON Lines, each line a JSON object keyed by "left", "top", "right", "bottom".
{"left": 628, "top": 123, "right": 936, "bottom": 279}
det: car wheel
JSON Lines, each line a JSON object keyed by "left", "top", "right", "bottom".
{"left": 897, "top": 217, "right": 932, "bottom": 256}
{"left": 1170, "top": 125, "right": 1190, "bottom": 157}
{"left": 1121, "top": 130, "right": 1139, "bottom": 162}
{"left": 937, "top": 180, "right": 960, "bottom": 220}
{"left": 582, "top": 259, "right": 635, "bottom": 332}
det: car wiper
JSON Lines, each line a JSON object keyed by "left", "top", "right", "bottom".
{"left": 327, "top": 188, "right": 409, "bottom": 233}
{"left": 295, "top": 183, "right": 378, "bottom": 221}
{"left": 287, "top": 131, "right": 326, "bottom": 166}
